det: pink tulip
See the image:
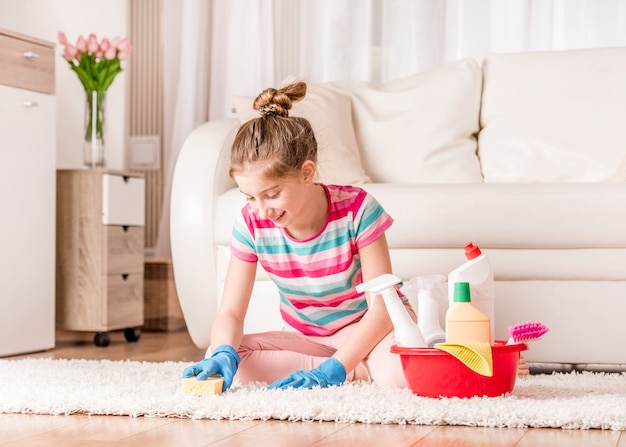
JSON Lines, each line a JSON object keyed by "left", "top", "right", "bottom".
{"left": 100, "top": 38, "right": 111, "bottom": 52}
{"left": 76, "top": 35, "right": 87, "bottom": 53}
{"left": 117, "top": 37, "right": 130, "bottom": 50}
{"left": 116, "top": 37, "right": 132, "bottom": 60}
{"left": 63, "top": 44, "right": 78, "bottom": 61}
{"left": 87, "top": 33, "right": 99, "bottom": 54}
{"left": 118, "top": 48, "right": 131, "bottom": 60}
{"left": 58, "top": 31, "right": 67, "bottom": 45}
{"left": 104, "top": 46, "right": 117, "bottom": 60}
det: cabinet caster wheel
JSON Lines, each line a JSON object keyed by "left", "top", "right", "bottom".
{"left": 94, "top": 332, "right": 111, "bottom": 347}
{"left": 124, "top": 327, "right": 141, "bottom": 342}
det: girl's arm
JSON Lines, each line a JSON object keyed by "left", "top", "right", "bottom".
{"left": 182, "top": 255, "right": 256, "bottom": 387}
{"left": 331, "top": 233, "right": 397, "bottom": 376}
{"left": 209, "top": 255, "right": 257, "bottom": 350}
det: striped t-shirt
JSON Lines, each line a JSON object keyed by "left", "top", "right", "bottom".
{"left": 230, "top": 184, "right": 393, "bottom": 336}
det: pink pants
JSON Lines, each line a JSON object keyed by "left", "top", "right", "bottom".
{"left": 223, "top": 322, "right": 409, "bottom": 388}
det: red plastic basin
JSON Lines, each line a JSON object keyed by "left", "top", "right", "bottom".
{"left": 391, "top": 341, "right": 528, "bottom": 398}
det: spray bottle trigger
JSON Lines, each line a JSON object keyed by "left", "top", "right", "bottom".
{"left": 355, "top": 274, "right": 402, "bottom": 294}
{"left": 357, "top": 273, "right": 426, "bottom": 348}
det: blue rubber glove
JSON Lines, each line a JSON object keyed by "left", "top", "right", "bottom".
{"left": 182, "top": 344, "right": 240, "bottom": 391}
{"left": 268, "top": 357, "right": 346, "bottom": 390}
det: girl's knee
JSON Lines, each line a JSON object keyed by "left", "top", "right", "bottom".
{"left": 365, "top": 333, "right": 408, "bottom": 388}
{"left": 370, "top": 365, "right": 407, "bottom": 388}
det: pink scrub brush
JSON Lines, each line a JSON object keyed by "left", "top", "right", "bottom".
{"left": 506, "top": 321, "right": 549, "bottom": 345}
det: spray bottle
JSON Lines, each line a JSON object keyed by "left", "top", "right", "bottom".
{"left": 447, "top": 242, "right": 495, "bottom": 342}
{"left": 357, "top": 274, "right": 427, "bottom": 347}
{"left": 408, "top": 274, "right": 447, "bottom": 347}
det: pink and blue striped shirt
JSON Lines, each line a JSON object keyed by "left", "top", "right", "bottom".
{"left": 230, "top": 184, "right": 393, "bottom": 336}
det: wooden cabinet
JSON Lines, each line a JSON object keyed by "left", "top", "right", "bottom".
{"left": 56, "top": 169, "right": 145, "bottom": 346}
{"left": 0, "top": 31, "right": 55, "bottom": 93}
{"left": 0, "top": 29, "right": 56, "bottom": 357}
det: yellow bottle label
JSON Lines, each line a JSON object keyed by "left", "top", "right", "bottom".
{"left": 445, "top": 302, "right": 492, "bottom": 344}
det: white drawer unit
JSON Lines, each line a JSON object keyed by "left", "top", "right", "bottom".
{"left": 102, "top": 173, "right": 146, "bottom": 226}
{"left": 56, "top": 169, "right": 145, "bottom": 347}
{"left": 0, "top": 28, "right": 55, "bottom": 357}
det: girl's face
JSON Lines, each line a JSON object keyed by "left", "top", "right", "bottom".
{"left": 234, "top": 161, "right": 322, "bottom": 236}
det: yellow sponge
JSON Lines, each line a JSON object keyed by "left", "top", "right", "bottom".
{"left": 181, "top": 377, "right": 224, "bottom": 395}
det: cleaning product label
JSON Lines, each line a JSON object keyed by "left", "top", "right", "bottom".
{"left": 445, "top": 282, "right": 492, "bottom": 344}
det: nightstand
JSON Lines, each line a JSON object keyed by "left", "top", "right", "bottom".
{"left": 56, "top": 169, "right": 145, "bottom": 346}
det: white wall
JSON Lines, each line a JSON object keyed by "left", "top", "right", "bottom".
{"left": 0, "top": 0, "right": 130, "bottom": 170}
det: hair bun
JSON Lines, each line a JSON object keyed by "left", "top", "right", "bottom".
{"left": 254, "top": 81, "right": 307, "bottom": 118}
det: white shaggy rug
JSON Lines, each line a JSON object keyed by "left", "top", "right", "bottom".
{"left": 1, "top": 358, "right": 625, "bottom": 430}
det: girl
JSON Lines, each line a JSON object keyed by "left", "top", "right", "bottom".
{"left": 182, "top": 81, "right": 416, "bottom": 391}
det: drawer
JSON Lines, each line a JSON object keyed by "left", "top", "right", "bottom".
{"left": 0, "top": 32, "right": 54, "bottom": 93}
{"left": 105, "top": 273, "right": 144, "bottom": 329}
{"left": 106, "top": 226, "right": 144, "bottom": 274}
{"left": 102, "top": 174, "right": 145, "bottom": 226}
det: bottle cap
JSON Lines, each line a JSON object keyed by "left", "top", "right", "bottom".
{"left": 464, "top": 242, "right": 482, "bottom": 260}
{"left": 453, "top": 282, "right": 471, "bottom": 302}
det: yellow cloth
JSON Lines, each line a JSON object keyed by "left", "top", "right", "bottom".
{"left": 434, "top": 342, "right": 493, "bottom": 377}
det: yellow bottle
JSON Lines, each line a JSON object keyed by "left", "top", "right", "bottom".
{"left": 445, "top": 282, "right": 491, "bottom": 344}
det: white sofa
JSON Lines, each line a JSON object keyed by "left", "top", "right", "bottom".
{"left": 170, "top": 47, "right": 626, "bottom": 369}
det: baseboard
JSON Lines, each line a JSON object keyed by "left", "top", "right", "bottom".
{"left": 529, "top": 362, "right": 626, "bottom": 374}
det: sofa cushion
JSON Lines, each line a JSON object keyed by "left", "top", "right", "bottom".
{"left": 326, "top": 58, "right": 484, "bottom": 184}
{"left": 215, "top": 182, "right": 626, "bottom": 250}
{"left": 232, "top": 84, "right": 371, "bottom": 185}
{"left": 358, "top": 182, "right": 626, "bottom": 249}
{"left": 479, "top": 47, "right": 626, "bottom": 182}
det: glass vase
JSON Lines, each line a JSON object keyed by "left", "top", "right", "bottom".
{"left": 83, "top": 90, "right": 107, "bottom": 168}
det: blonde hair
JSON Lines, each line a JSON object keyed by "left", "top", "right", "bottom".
{"left": 229, "top": 81, "right": 317, "bottom": 178}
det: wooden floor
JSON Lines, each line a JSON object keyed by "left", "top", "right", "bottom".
{"left": 2, "top": 329, "right": 625, "bottom": 447}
